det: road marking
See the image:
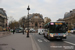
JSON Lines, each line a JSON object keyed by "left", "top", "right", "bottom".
{"left": 64, "top": 41, "right": 75, "bottom": 46}
{"left": 37, "top": 39, "right": 42, "bottom": 42}
{"left": 42, "top": 38, "right": 50, "bottom": 42}
{"left": 43, "top": 39, "right": 50, "bottom": 42}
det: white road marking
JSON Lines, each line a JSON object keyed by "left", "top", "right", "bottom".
{"left": 43, "top": 39, "right": 50, "bottom": 42}
{"left": 64, "top": 41, "right": 75, "bottom": 46}
{"left": 41, "top": 38, "right": 50, "bottom": 42}
{"left": 37, "top": 39, "right": 42, "bottom": 42}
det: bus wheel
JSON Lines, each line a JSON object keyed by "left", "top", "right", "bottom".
{"left": 48, "top": 36, "right": 50, "bottom": 40}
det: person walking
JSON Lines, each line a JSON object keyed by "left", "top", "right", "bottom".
{"left": 23, "top": 29, "right": 24, "bottom": 35}
{"left": 13, "top": 28, "right": 15, "bottom": 34}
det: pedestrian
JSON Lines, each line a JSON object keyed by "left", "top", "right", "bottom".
{"left": 23, "top": 29, "right": 24, "bottom": 35}
{"left": 13, "top": 28, "right": 15, "bottom": 34}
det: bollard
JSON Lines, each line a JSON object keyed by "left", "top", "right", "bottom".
{"left": 27, "top": 30, "right": 29, "bottom": 37}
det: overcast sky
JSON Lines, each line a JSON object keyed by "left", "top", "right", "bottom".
{"left": 0, "top": 0, "right": 75, "bottom": 22}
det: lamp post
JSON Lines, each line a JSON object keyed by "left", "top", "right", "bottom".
{"left": 27, "top": 5, "right": 30, "bottom": 37}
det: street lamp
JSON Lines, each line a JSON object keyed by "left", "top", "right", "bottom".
{"left": 27, "top": 5, "right": 30, "bottom": 37}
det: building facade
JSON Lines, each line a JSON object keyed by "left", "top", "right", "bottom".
{"left": 44, "top": 17, "right": 48, "bottom": 23}
{"left": 0, "top": 8, "right": 7, "bottom": 31}
{"left": 57, "top": 9, "right": 75, "bottom": 29}
{"left": 25, "top": 13, "right": 44, "bottom": 29}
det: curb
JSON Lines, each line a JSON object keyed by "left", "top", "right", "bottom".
{"left": 30, "top": 35, "right": 41, "bottom": 50}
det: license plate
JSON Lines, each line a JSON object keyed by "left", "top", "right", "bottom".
{"left": 57, "top": 37, "right": 60, "bottom": 39}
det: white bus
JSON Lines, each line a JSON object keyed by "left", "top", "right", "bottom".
{"left": 44, "top": 21, "right": 68, "bottom": 40}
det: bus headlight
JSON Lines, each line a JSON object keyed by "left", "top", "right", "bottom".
{"left": 63, "top": 34, "right": 66, "bottom": 37}
{"left": 50, "top": 34, "right": 54, "bottom": 37}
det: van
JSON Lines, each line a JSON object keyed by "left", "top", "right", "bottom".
{"left": 38, "top": 29, "right": 45, "bottom": 35}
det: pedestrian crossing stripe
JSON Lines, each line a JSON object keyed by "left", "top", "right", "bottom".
{"left": 37, "top": 38, "right": 50, "bottom": 42}
{"left": 38, "top": 39, "right": 42, "bottom": 42}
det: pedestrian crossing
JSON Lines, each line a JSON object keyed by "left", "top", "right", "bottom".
{"left": 31, "top": 33, "right": 50, "bottom": 42}
{"left": 37, "top": 38, "right": 50, "bottom": 43}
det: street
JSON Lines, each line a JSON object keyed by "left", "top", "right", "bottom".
{"left": 31, "top": 33, "right": 75, "bottom": 50}
{"left": 0, "top": 33, "right": 75, "bottom": 50}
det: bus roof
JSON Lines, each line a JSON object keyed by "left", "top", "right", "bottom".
{"left": 44, "top": 21, "right": 65, "bottom": 26}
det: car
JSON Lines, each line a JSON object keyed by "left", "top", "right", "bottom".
{"left": 71, "top": 30, "right": 75, "bottom": 33}
{"left": 15, "top": 29, "right": 23, "bottom": 33}
{"left": 10, "top": 29, "right": 13, "bottom": 32}
{"left": 68, "top": 29, "right": 75, "bottom": 33}
{"left": 73, "top": 31, "right": 75, "bottom": 34}
{"left": 68, "top": 30, "right": 71, "bottom": 33}
{"left": 2, "top": 28, "right": 6, "bottom": 31}
{"left": 30, "top": 28, "right": 35, "bottom": 33}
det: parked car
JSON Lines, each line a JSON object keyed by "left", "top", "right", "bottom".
{"left": 15, "top": 29, "right": 23, "bottom": 33}
{"left": 73, "top": 31, "right": 75, "bottom": 34}
{"left": 30, "top": 28, "right": 35, "bottom": 33}
{"left": 68, "top": 29, "right": 75, "bottom": 33}
{"left": 2, "top": 28, "right": 6, "bottom": 31}
{"left": 10, "top": 29, "right": 13, "bottom": 32}
{"left": 68, "top": 30, "right": 71, "bottom": 33}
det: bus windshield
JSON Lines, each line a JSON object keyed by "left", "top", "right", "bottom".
{"left": 49, "top": 23, "right": 67, "bottom": 33}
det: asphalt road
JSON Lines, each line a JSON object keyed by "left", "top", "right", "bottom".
{"left": 31, "top": 33, "right": 75, "bottom": 50}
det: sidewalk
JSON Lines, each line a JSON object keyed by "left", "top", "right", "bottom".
{"left": 0, "top": 31, "right": 11, "bottom": 38}
{"left": 0, "top": 33, "right": 38, "bottom": 50}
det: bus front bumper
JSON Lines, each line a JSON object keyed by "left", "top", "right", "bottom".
{"left": 50, "top": 36, "right": 66, "bottom": 39}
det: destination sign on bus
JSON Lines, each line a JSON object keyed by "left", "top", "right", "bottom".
{"left": 50, "top": 23, "right": 63, "bottom": 25}
{"left": 55, "top": 23, "right": 62, "bottom": 25}
{"left": 50, "top": 23, "right": 54, "bottom": 25}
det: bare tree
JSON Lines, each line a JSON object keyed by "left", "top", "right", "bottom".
{"left": 18, "top": 16, "right": 26, "bottom": 27}
{"left": 9, "top": 20, "right": 19, "bottom": 29}
{"left": 44, "top": 17, "right": 51, "bottom": 25}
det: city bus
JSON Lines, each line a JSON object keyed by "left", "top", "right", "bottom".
{"left": 44, "top": 21, "right": 68, "bottom": 40}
